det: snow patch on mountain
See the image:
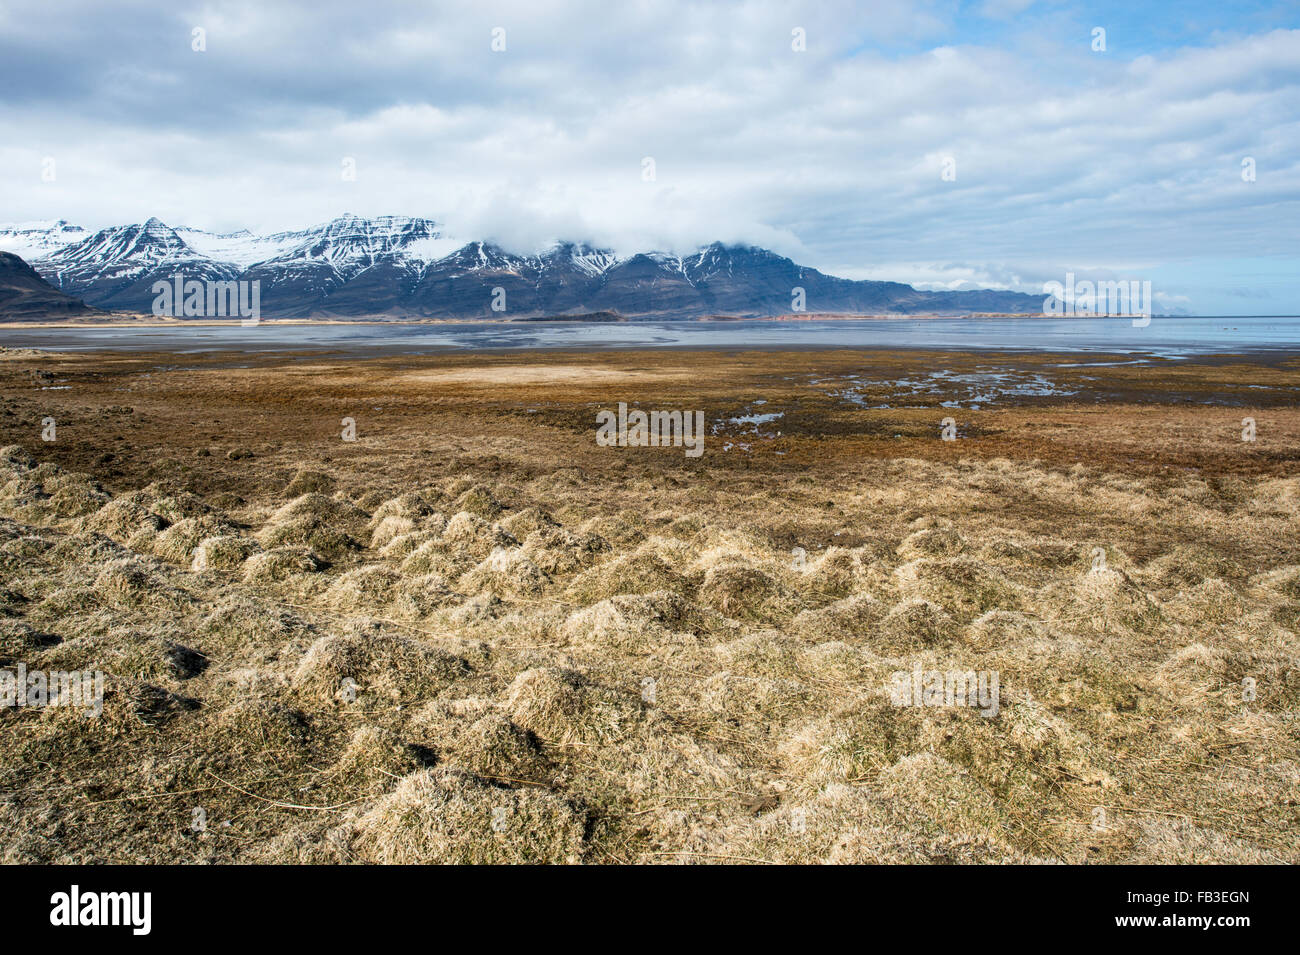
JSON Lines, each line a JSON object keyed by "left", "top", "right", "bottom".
{"left": 174, "top": 227, "right": 300, "bottom": 268}
{"left": 544, "top": 242, "right": 620, "bottom": 276}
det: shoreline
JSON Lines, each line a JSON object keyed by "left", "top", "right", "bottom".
{"left": 3, "top": 312, "right": 1294, "bottom": 330}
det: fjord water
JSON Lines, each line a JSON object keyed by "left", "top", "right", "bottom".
{"left": 5, "top": 315, "right": 1300, "bottom": 356}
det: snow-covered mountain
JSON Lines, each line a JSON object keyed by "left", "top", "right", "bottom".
{"left": 7, "top": 215, "right": 1044, "bottom": 319}
{"left": 32, "top": 217, "right": 240, "bottom": 311}
{"left": 0, "top": 220, "right": 89, "bottom": 262}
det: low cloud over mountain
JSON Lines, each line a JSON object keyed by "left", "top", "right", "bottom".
{"left": 1, "top": 215, "right": 1043, "bottom": 320}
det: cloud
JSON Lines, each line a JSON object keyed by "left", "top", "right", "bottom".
{"left": 0, "top": 0, "right": 1297, "bottom": 312}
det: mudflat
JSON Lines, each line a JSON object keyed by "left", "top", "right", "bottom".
{"left": 1, "top": 347, "right": 1297, "bottom": 863}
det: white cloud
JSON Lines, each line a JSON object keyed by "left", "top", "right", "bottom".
{"left": 0, "top": 1, "right": 1297, "bottom": 311}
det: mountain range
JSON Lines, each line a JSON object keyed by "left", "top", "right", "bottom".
{"left": 0, "top": 215, "right": 1045, "bottom": 320}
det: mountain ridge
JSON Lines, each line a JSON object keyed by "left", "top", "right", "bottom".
{"left": 0, "top": 215, "right": 1048, "bottom": 320}
{"left": 0, "top": 251, "right": 100, "bottom": 319}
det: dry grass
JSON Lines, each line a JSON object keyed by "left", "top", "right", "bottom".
{"left": 0, "top": 348, "right": 1297, "bottom": 864}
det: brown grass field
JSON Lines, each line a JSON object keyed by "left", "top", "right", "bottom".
{"left": 1, "top": 345, "right": 1298, "bottom": 863}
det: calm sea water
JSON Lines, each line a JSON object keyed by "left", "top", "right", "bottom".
{"left": 4, "top": 315, "right": 1300, "bottom": 357}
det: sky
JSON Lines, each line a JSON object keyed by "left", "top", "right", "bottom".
{"left": 1, "top": 0, "right": 1297, "bottom": 314}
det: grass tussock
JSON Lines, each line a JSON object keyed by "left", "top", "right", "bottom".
{"left": 506, "top": 666, "right": 643, "bottom": 745}
{"left": 334, "top": 767, "right": 587, "bottom": 864}
{"left": 292, "top": 622, "right": 470, "bottom": 706}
